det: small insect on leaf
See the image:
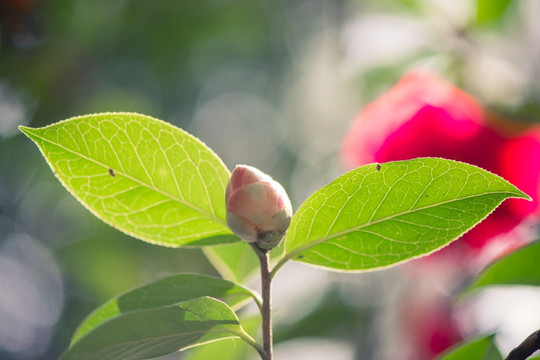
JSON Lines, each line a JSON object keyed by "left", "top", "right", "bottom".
{"left": 376, "top": 164, "right": 381, "bottom": 171}
{"left": 283, "top": 158, "right": 531, "bottom": 272}
{"left": 19, "top": 113, "right": 238, "bottom": 248}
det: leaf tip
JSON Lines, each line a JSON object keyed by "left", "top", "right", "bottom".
{"left": 18, "top": 125, "right": 31, "bottom": 134}
{"left": 512, "top": 187, "right": 533, "bottom": 202}
{"left": 521, "top": 191, "right": 533, "bottom": 202}
{"left": 18, "top": 125, "right": 41, "bottom": 140}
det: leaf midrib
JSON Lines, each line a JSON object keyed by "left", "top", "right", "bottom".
{"left": 283, "top": 189, "right": 524, "bottom": 263}
{"left": 25, "top": 128, "right": 227, "bottom": 226}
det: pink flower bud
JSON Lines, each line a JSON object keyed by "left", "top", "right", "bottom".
{"left": 225, "top": 165, "right": 292, "bottom": 250}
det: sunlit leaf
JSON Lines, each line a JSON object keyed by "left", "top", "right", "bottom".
{"left": 20, "top": 113, "right": 238, "bottom": 247}
{"left": 71, "top": 274, "right": 261, "bottom": 345}
{"left": 61, "top": 297, "right": 262, "bottom": 360}
{"left": 280, "top": 158, "right": 530, "bottom": 272}
{"left": 437, "top": 334, "right": 502, "bottom": 360}
{"left": 462, "top": 240, "right": 540, "bottom": 297}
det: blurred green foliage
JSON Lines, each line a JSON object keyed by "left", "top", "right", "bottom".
{"left": 476, "top": 0, "right": 513, "bottom": 26}
{"left": 1, "top": 0, "right": 539, "bottom": 359}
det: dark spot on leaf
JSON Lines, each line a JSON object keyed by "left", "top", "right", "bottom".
{"left": 109, "top": 168, "right": 115, "bottom": 177}
{"left": 297, "top": 255, "right": 304, "bottom": 259}
{"left": 376, "top": 164, "right": 381, "bottom": 171}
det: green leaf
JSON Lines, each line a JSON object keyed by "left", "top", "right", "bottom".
{"left": 61, "top": 297, "right": 263, "bottom": 360}
{"left": 185, "top": 315, "right": 261, "bottom": 360}
{"left": 279, "top": 158, "right": 530, "bottom": 272}
{"left": 204, "top": 243, "right": 260, "bottom": 283}
{"left": 437, "top": 334, "right": 502, "bottom": 360}
{"left": 462, "top": 241, "right": 540, "bottom": 297}
{"left": 71, "top": 273, "right": 261, "bottom": 345}
{"left": 204, "top": 242, "right": 284, "bottom": 284}
{"left": 476, "top": 0, "right": 513, "bottom": 26}
{"left": 20, "top": 113, "right": 238, "bottom": 247}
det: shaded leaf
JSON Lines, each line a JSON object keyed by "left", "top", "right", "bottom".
{"left": 437, "top": 334, "right": 502, "bottom": 360}
{"left": 185, "top": 315, "right": 261, "bottom": 360}
{"left": 20, "top": 113, "right": 238, "bottom": 247}
{"left": 204, "top": 242, "right": 284, "bottom": 284}
{"left": 72, "top": 273, "right": 261, "bottom": 345}
{"left": 280, "top": 158, "right": 530, "bottom": 272}
{"left": 462, "top": 240, "right": 540, "bottom": 297}
{"left": 61, "top": 297, "right": 262, "bottom": 360}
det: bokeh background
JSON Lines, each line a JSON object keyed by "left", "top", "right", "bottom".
{"left": 1, "top": 0, "right": 540, "bottom": 359}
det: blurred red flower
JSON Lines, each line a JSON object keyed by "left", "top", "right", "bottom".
{"left": 401, "top": 290, "right": 462, "bottom": 360}
{"left": 341, "top": 70, "right": 540, "bottom": 251}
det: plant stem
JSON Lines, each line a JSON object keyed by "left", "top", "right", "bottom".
{"left": 506, "top": 329, "right": 540, "bottom": 360}
{"left": 238, "top": 330, "right": 266, "bottom": 359}
{"left": 251, "top": 243, "right": 273, "bottom": 360}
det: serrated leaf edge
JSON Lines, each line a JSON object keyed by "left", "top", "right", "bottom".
{"left": 19, "top": 112, "right": 237, "bottom": 247}
{"left": 273, "top": 158, "right": 531, "bottom": 275}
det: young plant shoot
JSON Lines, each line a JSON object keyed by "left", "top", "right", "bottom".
{"left": 20, "top": 113, "right": 533, "bottom": 360}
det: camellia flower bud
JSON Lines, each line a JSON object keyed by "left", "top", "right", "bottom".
{"left": 225, "top": 165, "right": 293, "bottom": 250}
